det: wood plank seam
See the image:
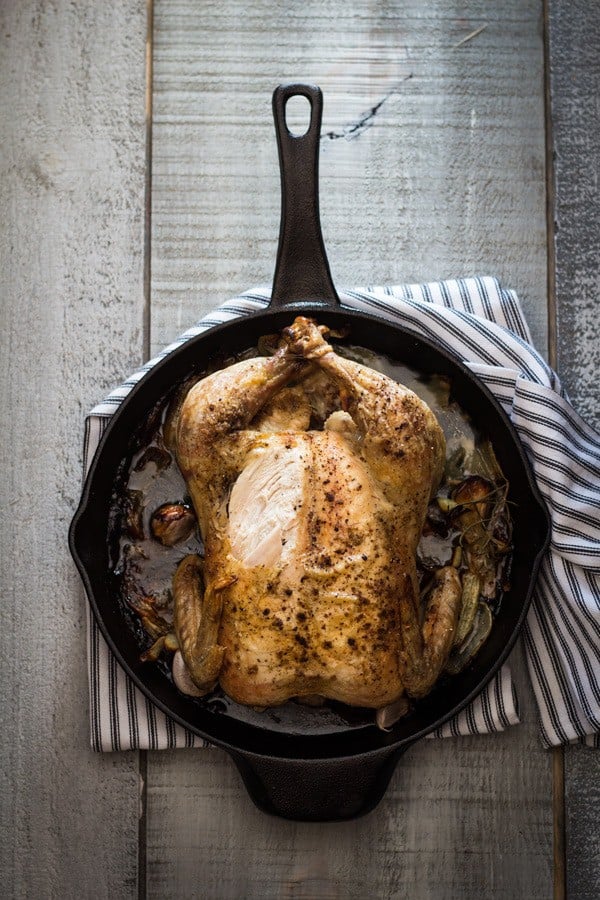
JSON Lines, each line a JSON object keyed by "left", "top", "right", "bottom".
{"left": 140, "top": 1, "right": 155, "bottom": 898}
{"left": 543, "top": 1, "right": 566, "bottom": 897}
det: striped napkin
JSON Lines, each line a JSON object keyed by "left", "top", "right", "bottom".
{"left": 84, "top": 276, "right": 600, "bottom": 751}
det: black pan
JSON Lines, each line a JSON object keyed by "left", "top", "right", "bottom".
{"left": 70, "top": 84, "right": 550, "bottom": 821}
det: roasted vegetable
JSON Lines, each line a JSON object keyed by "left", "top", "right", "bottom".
{"left": 150, "top": 503, "right": 196, "bottom": 546}
{"left": 418, "top": 460, "right": 512, "bottom": 679}
{"left": 125, "top": 591, "right": 171, "bottom": 641}
{"left": 451, "top": 476, "right": 494, "bottom": 551}
{"left": 450, "top": 475, "right": 512, "bottom": 599}
{"left": 445, "top": 603, "right": 493, "bottom": 674}
{"left": 453, "top": 572, "right": 481, "bottom": 647}
{"left": 123, "top": 489, "right": 145, "bottom": 541}
{"left": 133, "top": 444, "right": 172, "bottom": 473}
{"left": 141, "top": 631, "right": 179, "bottom": 663}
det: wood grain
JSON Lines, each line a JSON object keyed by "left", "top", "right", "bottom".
{"left": 0, "top": 1, "right": 146, "bottom": 896}
{"left": 150, "top": 0, "right": 548, "bottom": 355}
{"left": 145, "top": 1, "right": 553, "bottom": 897}
{"left": 146, "top": 649, "right": 552, "bottom": 899}
{"left": 11, "top": 0, "right": 600, "bottom": 896}
{"left": 547, "top": 1, "right": 600, "bottom": 428}
{"left": 547, "top": 1, "right": 600, "bottom": 896}
{"left": 564, "top": 747, "right": 600, "bottom": 900}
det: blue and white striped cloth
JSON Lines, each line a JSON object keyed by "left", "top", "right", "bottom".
{"left": 84, "top": 276, "right": 600, "bottom": 751}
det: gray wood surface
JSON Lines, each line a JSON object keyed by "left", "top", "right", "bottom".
{"left": 145, "top": 689, "right": 551, "bottom": 899}
{"left": 547, "top": 1, "right": 600, "bottom": 896}
{"left": 151, "top": 0, "right": 548, "bottom": 355}
{"left": 146, "top": 1, "right": 553, "bottom": 897}
{"left": 0, "top": 1, "right": 145, "bottom": 896}
{"left": 4, "top": 0, "right": 598, "bottom": 896}
{"left": 548, "top": 0, "right": 600, "bottom": 425}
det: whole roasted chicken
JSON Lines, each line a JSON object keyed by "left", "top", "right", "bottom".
{"left": 171, "top": 317, "right": 462, "bottom": 709}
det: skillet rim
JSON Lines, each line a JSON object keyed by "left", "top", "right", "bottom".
{"left": 69, "top": 302, "right": 551, "bottom": 761}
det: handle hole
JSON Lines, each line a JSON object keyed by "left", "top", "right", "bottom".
{"left": 285, "top": 95, "right": 312, "bottom": 137}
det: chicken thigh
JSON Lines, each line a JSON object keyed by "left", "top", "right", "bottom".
{"left": 172, "top": 317, "right": 462, "bottom": 708}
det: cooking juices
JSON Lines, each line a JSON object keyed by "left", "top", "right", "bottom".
{"left": 109, "top": 342, "right": 512, "bottom": 734}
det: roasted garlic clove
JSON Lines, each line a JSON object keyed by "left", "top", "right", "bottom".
{"left": 150, "top": 503, "right": 196, "bottom": 546}
{"left": 172, "top": 650, "right": 205, "bottom": 697}
{"left": 376, "top": 696, "right": 410, "bottom": 731}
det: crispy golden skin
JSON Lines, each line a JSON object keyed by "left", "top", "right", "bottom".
{"left": 173, "top": 317, "right": 461, "bottom": 707}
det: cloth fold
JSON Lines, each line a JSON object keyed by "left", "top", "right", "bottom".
{"left": 83, "top": 276, "right": 600, "bottom": 751}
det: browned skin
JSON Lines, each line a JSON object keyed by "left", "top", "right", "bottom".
{"left": 173, "top": 317, "right": 462, "bottom": 707}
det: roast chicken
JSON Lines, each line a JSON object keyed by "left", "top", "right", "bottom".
{"left": 171, "top": 317, "right": 462, "bottom": 709}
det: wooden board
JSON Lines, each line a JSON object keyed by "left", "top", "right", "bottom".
{"left": 145, "top": 662, "right": 552, "bottom": 898}
{"left": 547, "top": 1, "right": 600, "bottom": 423}
{"left": 146, "top": 1, "right": 554, "bottom": 896}
{"left": 0, "top": 1, "right": 146, "bottom": 895}
{"left": 12, "top": 0, "right": 600, "bottom": 895}
{"left": 547, "top": 1, "right": 600, "bottom": 896}
{"left": 150, "top": 0, "right": 548, "bottom": 354}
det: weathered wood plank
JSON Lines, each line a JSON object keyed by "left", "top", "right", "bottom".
{"left": 146, "top": 650, "right": 551, "bottom": 899}
{"left": 150, "top": 0, "right": 548, "bottom": 355}
{"left": 146, "top": 1, "right": 553, "bottom": 897}
{"left": 0, "top": 1, "right": 146, "bottom": 896}
{"left": 563, "top": 748, "right": 600, "bottom": 900}
{"left": 547, "top": 2, "right": 600, "bottom": 896}
{"left": 548, "top": 1, "right": 600, "bottom": 426}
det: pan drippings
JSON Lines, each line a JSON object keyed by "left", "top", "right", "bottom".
{"left": 110, "top": 339, "right": 512, "bottom": 735}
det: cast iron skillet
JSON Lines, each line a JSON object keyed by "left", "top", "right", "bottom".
{"left": 70, "top": 84, "right": 550, "bottom": 821}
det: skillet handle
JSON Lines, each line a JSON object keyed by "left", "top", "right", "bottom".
{"left": 270, "top": 83, "right": 340, "bottom": 311}
{"left": 229, "top": 745, "right": 408, "bottom": 821}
